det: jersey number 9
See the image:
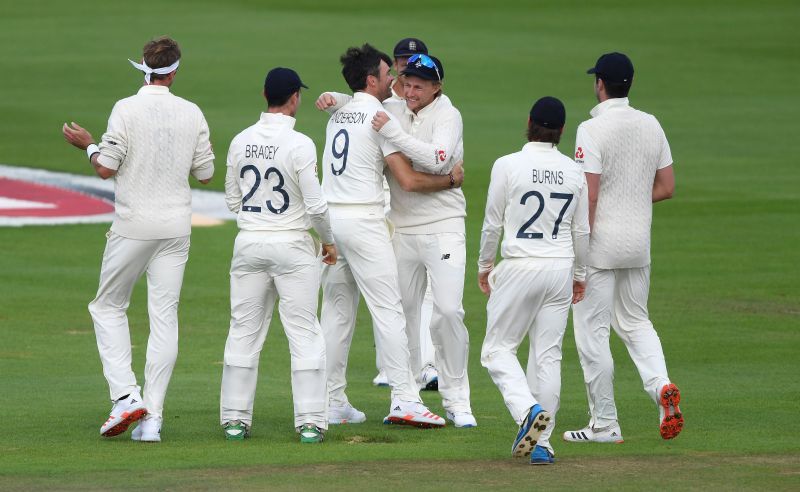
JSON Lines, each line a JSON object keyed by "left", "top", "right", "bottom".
{"left": 330, "top": 129, "right": 349, "bottom": 176}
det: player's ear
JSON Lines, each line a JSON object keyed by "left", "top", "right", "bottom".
{"left": 262, "top": 89, "right": 268, "bottom": 102}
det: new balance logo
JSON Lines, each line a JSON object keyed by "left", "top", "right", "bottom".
{"left": 441, "top": 254, "right": 450, "bottom": 260}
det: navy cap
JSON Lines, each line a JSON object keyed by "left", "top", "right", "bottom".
{"left": 587, "top": 52, "right": 634, "bottom": 84}
{"left": 264, "top": 67, "right": 308, "bottom": 100}
{"left": 530, "top": 96, "right": 566, "bottom": 129}
{"left": 393, "top": 38, "right": 428, "bottom": 58}
{"left": 402, "top": 53, "right": 443, "bottom": 81}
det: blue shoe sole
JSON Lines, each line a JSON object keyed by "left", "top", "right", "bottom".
{"left": 512, "top": 405, "right": 551, "bottom": 458}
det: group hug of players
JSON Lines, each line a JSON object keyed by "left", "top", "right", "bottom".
{"left": 63, "top": 35, "right": 682, "bottom": 465}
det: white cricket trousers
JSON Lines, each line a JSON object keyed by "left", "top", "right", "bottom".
{"left": 220, "top": 231, "right": 327, "bottom": 430}
{"left": 321, "top": 256, "right": 435, "bottom": 379}
{"left": 481, "top": 259, "right": 573, "bottom": 452}
{"left": 88, "top": 232, "right": 189, "bottom": 419}
{"left": 321, "top": 205, "right": 421, "bottom": 405}
{"left": 572, "top": 265, "right": 671, "bottom": 428}
{"left": 394, "top": 232, "right": 472, "bottom": 413}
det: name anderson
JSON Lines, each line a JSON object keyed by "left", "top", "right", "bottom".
{"left": 333, "top": 111, "right": 368, "bottom": 124}
{"left": 532, "top": 169, "right": 564, "bottom": 185}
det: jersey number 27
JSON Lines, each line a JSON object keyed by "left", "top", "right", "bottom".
{"left": 516, "top": 191, "right": 573, "bottom": 240}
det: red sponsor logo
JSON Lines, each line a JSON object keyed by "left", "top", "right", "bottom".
{"left": 575, "top": 147, "right": 584, "bottom": 159}
{"left": 438, "top": 150, "right": 446, "bottom": 162}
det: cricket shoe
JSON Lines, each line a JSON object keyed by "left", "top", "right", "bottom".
{"left": 446, "top": 411, "right": 477, "bottom": 428}
{"left": 298, "top": 423, "right": 324, "bottom": 444}
{"left": 512, "top": 404, "right": 551, "bottom": 458}
{"left": 418, "top": 364, "right": 439, "bottom": 391}
{"left": 383, "top": 400, "right": 445, "bottom": 428}
{"left": 563, "top": 423, "right": 624, "bottom": 443}
{"left": 224, "top": 420, "right": 250, "bottom": 441}
{"left": 100, "top": 393, "right": 147, "bottom": 437}
{"left": 530, "top": 445, "right": 555, "bottom": 465}
{"left": 372, "top": 370, "right": 390, "bottom": 387}
{"left": 131, "top": 416, "right": 161, "bottom": 442}
{"left": 329, "top": 403, "right": 366, "bottom": 424}
{"left": 659, "top": 383, "right": 684, "bottom": 440}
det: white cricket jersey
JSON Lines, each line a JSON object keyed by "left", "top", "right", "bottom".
{"left": 574, "top": 97, "right": 673, "bottom": 269}
{"left": 322, "top": 92, "right": 399, "bottom": 206}
{"left": 96, "top": 84, "right": 215, "bottom": 240}
{"left": 225, "top": 112, "right": 331, "bottom": 241}
{"left": 479, "top": 142, "right": 589, "bottom": 273}
{"left": 378, "top": 94, "right": 466, "bottom": 234}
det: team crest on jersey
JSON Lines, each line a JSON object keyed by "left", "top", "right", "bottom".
{"left": 438, "top": 150, "right": 446, "bottom": 162}
{"left": 575, "top": 147, "right": 584, "bottom": 159}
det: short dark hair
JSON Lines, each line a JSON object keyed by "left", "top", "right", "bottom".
{"left": 527, "top": 122, "right": 561, "bottom": 145}
{"left": 597, "top": 75, "right": 632, "bottom": 98}
{"left": 340, "top": 44, "right": 392, "bottom": 92}
{"left": 143, "top": 36, "right": 181, "bottom": 81}
{"left": 267, "top": 90, "right": 298, "bottom": 108}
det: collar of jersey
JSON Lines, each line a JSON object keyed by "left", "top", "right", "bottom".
{"left": 590, "top": 97, "right": 629, "bottom": 118}
{"left": 353, "top": 91, "right": 381, "bottom": 104}
{"left": 137, "top": 85, "right": 170, "bottom": 95}
{"left": 259, "top": 112, "right": 296, "bottom": 127}
{"left": 523, "top": 141, "right": 558, "bottom": 152}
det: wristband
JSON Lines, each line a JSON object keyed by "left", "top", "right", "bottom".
{"left": 86, "top": 143, "right": 100, "bottom": 160}
{"left": 448, "top": 172, "right": 455, "bottom": 188}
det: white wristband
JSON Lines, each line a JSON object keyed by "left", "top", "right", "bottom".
{"left": 86, "top": 144, "right": 100, "bottom": 160}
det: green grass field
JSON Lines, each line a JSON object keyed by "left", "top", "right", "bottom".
{"left": 1, "top": 0, "right": 799, "bottom": 490}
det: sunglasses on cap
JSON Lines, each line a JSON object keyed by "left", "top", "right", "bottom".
{"left": 408, "top": 54, "right": 441, "bottom": 81}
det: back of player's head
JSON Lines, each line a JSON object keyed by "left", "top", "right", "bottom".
{"left": 340, "top": 44, "right": 392, "bottom": 92}
{"left": 527, "top": 96, "right": 566, "bottom": 144}
{"left": 587, "top": 52, "right": 634, "bottom": 98}
{"left": 142, "top": 36, "right": 181, "bottom": 81}
{"left": 264, "top": 67, "right": 308, "bottom": 107}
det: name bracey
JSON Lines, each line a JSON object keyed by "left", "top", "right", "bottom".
{"left": 333, "top": 111, "right": 368, "bottom": 124}
{"left": 532, "top": 169, "right": 564, "bottom": 185}
{"left": 245, "top": 144, "right": 279, "bottom": 159}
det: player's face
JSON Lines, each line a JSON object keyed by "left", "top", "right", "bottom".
{"left": 403, "top": 76, "right": 440, "bottom": 113}
{"left": 376, "top": 60, "right": 394, "bottom": 100}
{"left": 394, "top": 56, "right": 410, "bottom": 76}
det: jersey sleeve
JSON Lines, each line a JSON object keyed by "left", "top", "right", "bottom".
{"left": 191, "top": 112, "right": 215, "bottom": 181}
{"left": 478, "top": 159, "right": 507, "bottom": 273}
{"left": 97, "top": 102, "right": 128, "bottom": 171}
{"left": 322, "top": 92, "right": 352, "bottom": 115}
{"left": 378, "top": 107, "right": 462, "bottom": 174}
{"left": 224, "top": 138, "right": 242, "bottom": 213}
{"left": 571, "top": 175, "right": 590, "bottom": 281}
{"left": 294, "top": 138, "right": 334, "bottom": 243}
{"left": 377, "top": 110, "right": 401, "bottom": 157}
{"left": 654, "top": 118, "right": 673, "bottom": 170}
{"left": 575, "top": 124, "right": 602, "bottom": 174}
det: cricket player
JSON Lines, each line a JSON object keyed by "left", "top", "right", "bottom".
{"left": 219, "top": 68, "right": 337, "bottom": 444}
{"left": 479, "top": 96, "right": 589, "bottom": 464}
{"left": 564, "top": 52, "right": 682, "bottom": 443}
{"left": 316, "top": 37, "right": 440, "bottom": 393}
{"left": 61, "top": 36, "right": 214, "bottom": 441}
{"left": 321, "top": 44, "right": 461, "bottom": 427}
{"left": 370, "top": 53, "right": 476, "bottom": 428}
